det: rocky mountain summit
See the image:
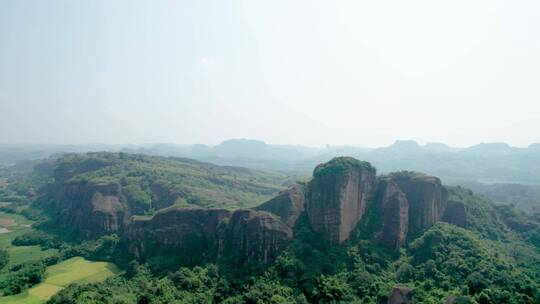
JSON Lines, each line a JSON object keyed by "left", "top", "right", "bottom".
{"left": 306, "top": 158, "right": 377, "bottom": 243}
{"left": 39, "top": 155, "right": 473, "bottom": 264}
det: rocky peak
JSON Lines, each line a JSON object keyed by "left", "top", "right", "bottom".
{"left": 388, "top": 172, "right": 448, "bottom": 238}
{"left": 306, "top": 157, "right": 377, "bottom": 243}
{"left": 255, "top": 184, "right": 305, "bottom": 227}
{"left": 42, "top": 155, "right": 470, "bottom": 264}
{"left": 220, "top": 209, "right": 292, "bottom": 264}
{"left": 377, "top": 179, "right": 409, "bottom": 248}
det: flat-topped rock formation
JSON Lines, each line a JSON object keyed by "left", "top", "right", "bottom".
{"left": 388, "top": 172, "right": 448, "bottom": 238}
{"left": 126, "top": 207, "right": 231, "bottom": 261}
{"left": 219, "top": 209, "right": 292, "bottom": 264}
{"left": 44, "top": 180, "right": 131, "bottom": 237}
{"left": 126, "top": 207, "right": 292, "bottom": 264}
{"left": 306, "top": 157, "right": 377, "bottom": 243}
{"left": 41, "top": 155, "right": 469, "bottom": 263}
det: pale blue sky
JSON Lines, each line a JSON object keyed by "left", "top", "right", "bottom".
{"left": 1, "top": 0, "right": 539, "bottom": 147}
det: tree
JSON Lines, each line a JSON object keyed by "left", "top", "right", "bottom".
{"left": 0, "top": 248, "right": 8, "bottom": 270}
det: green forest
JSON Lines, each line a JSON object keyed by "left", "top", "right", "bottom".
{"left": 0, "top": 153, "right": 539, "bottom": 303}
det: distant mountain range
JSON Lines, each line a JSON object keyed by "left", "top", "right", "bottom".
{"left": 1, "top": 138, "right": 540, "bottom": 185}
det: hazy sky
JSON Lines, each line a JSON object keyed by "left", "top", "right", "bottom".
{"left": 1, "top": 0, "right": 539, "bottom": 147}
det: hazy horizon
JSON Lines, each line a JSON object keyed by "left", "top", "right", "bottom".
{"left": 0, "top": 137, "right": 538, "bottom": 150}
{"left": 1, "top": 0, "right": 539, "bottom": 147}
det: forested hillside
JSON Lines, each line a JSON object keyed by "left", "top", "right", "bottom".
{"left": 0, "top": 154, "right": 539, "bottom": 303}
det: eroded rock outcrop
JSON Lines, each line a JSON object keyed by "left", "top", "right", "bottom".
{"left": 46, "top": 181, "right": 130, "bottom": 237}
{"left": 126, "top": 207, "right": 292, "bottom": 264}
{"left": 255, "top": 184, "right": 305, "bottom": 227}
{"left": 306, "top": 157, "right": 377, "bottom": 243}
{"left": 220, "top": 209, "right": 292, "bottom": 264}
{"left": 126, "top": 207, "right": 231, "bottom": 261}
{"left": 389, "top": 172, "right": 448, "bottom": 238}
{"left": 42, "top": 155, "right": 467, "bottom": 263}
{"left": 377, "top": 179, "right": 409, "bottom": 248}
{"left": 442, "top": 200, "right": 467, "bottom": 228}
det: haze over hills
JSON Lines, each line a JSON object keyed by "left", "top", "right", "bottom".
{"left": 2, "top": 138, "right": 540, "bottom": 185}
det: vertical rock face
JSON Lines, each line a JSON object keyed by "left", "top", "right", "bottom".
{"left": 442, "top": 200, "right": 467, "bottom": 228}
{"left": 126, "top": 207, "right": 292, "bottom": 264}
{"left": 378, "top": 179, "right": 409, "bottom": 248}
{"left": 44, "top": 155, "right": 467, "bottom": 262}
{"left": 306, "top": 157, "right": 377, "bottom": 243}
{"left": 220, "top": 209, "right": 292, "bottom": 264}
{"left": 255, "top": 184, "right": 305, "bottom": 227}
{"left": 47, "top": 181, "right": 130, "bottom": 237}
{"left": 126, "top": 207, "right": 231, "bottom": 261}
{"left": 390, "top": 173, "right": 448, "bottom": 238}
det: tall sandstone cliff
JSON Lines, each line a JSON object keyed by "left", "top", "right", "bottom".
{"left": 442, "top": 200, "right": 467, "bottom": 228}
{"left": 42, "top": 156, "right": 467, "bottom": 264}
{"left": 45, "top": 180, "right": 131, "bottom": 237}
{"left": 302, "top": 160, "right": 450, "bottom": 247}
{"left": 377, "top": 179, "right": 409, "bottom": 248}
{"left": 41, "top": 159, "right": 180, "bottom": 238}
{"left": 127, "top": 207, "right": 231, "bottom": 262}
{"left": 125, "top": 207, "right": 292, "bottom": 264}
{"left": 219, "top": 209, "right": 292, "bottom": 264}
{"left": 111, "top": 157, "right": 458, "bottom": 262}
{"left": 389, "top": 173, "right": 449, "bottom": 238}
{"left": 306, "top": 157, "right": 377, "bottom": 243}
{"left": 255, "top": 184, "right": 305, "bottom": 228}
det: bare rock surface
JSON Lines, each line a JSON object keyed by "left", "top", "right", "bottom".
{"left": 389, "top": 172, "right": 448, "bottom": 238}
{"left": 442, "top": 200, "right": 467, "bottom": 228}
{"left": 255, "top": 184, "right": 305, "bottom": 227}
{"left": 126, "top": 207, "right": 292, "bottom": 264}
{"left": 378, "top": 179, "right": 409, "bottom": 248}
{"left": 47, "top": 180, "right": 130, "bottom": 237}
{"left": 306, "top": 157, "right": 377, "bottom": 243}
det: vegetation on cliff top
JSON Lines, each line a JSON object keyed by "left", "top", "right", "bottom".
{"left": 47, "top": 152, "right": 294, "bottom": 212}
{"left": 313, "top": 156, "right": 375, "bottom": 178}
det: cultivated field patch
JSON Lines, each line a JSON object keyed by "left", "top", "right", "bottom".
{"left": 0, "top": 256, "right": 119, "bottom": 304}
